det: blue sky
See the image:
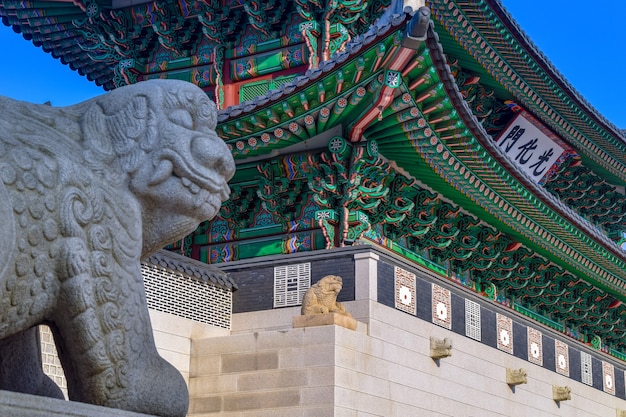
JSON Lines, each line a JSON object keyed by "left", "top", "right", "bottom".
{"left": 0, "top": 1, "right": 624, "bottom": 128}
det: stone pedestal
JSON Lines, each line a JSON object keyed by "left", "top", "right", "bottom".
{"left": 0, "top": 390, "right": 155, "bottom": 417}
{"left": 292, "top": 313, "right": 358, "bottom": 330}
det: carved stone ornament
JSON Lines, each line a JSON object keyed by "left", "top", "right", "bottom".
{"left": 430, "top": 336, "right": 453, "bottom": 359}
{"left": 301, "top": 275, "right": 352, "bottom": 317}
{"left": 0, "top": 79, "right": 235, "bottom": 417}
{"left": 552, "top": 385, "right": 572, "bottom": 402}
{"left": 506, "top": 368, "right": 528, "bottom": 385}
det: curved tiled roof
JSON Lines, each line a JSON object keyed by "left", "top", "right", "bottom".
{"left": 428, "top": 0, "right": 626, "bottom": 183}
{"left": 489, "top": 0, "right": 626, "bottom": 146}
{"left": 217, "top": 11, "right": 409, "bottom": 122}
{"left": 3, "top": 0, "right": 624, "bottom": 354}
{"left": 144, "top": 250, "right": 238, "bottom": 291}
{"left": 422, "top": 22, "right": 626, "bottom": 294}
{"left": 213, "top": 7, "right": 626, "bottom": 300}
{"left": 206, "top": 7, "right": 626, "bottom": 355}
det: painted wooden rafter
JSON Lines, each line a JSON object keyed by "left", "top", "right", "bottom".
{"left": 349, "top": 7, "right": 431, "bottom": 142}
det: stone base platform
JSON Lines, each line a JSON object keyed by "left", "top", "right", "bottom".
{"left": 0, "top": 390, "right": 155, "bottom": 417}
{"left": 292, "top": 312, "right": 357, "bottom": 330}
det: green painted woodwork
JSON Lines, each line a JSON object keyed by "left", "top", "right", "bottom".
{"left": 201, "top": 18, "right": 626, "bottom": 354}
{"left": 612, "top": 350, "right": 626, "bottom": 362}
{"left": 4, "top": 0, "right": 625, "bottom": 178}
{"left": 428, "top": 0, "right": 626, "bottom": 184}
{"left": 199, "top": 231, "right": 325, "bottom": 263}
{"left": 231, "top": 45, "right": 307, "bottom": 82}
{"left": 216, "top": 17, "right": 624, "bottom": 292}
{"left": 237, "top": 238, "right": 284, "bottom": 259}
{"left": 239, "top": 75, "right": 298, "bottom": 103}
{"left": 296, "top": 0, "right": 368, "bottom": 64}
{"left": 513, "top": 303, "right": 565, "bottom": 332}
{"left": 239, "top": 225, "right": 284, "bottom": 239}
{"left": 4, "top": 0, "right": 626, "bottom": 357}
{"left": 162, "top": 70, "right": 191, "bottom": 82}
{"left": 220, "top": 16, "right": 626, "bottom": 316}
{"left": 545, "top": 163, "right": 626, "bottom": 237}
{"left": 234, "top": 51, "right": 284, "bottom": 79}
{"left": 362, "top": 237, "right": 449, "bottom": 278}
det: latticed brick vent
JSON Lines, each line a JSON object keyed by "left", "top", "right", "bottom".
{"left": 39, "top": 325, "right": 68, "bottom": 399}
{"left": 274, "top": 262, "right": 311, "bottom": 308}
{"left": 581, "top": 351, "right": 593, "bottom": 386}
{"left": 465, "top": 299, "right": 481, "bottom": 341}
{"left": 141, "top": 263, "right": 232, "bottom": 329}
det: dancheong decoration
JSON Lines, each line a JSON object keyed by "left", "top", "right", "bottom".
{"left": 2, "top": 0, "right": 625, "bottom": 363}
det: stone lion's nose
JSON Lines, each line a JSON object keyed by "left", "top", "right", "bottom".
{"left": 190, "top": 136, "right": 235, "bottom": 181}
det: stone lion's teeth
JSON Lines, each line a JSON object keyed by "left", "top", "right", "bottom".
{"left": 189, "top": 183, "right": 200, "bottom": 194}
{"left": 181, "top": 177, "right": 191, "bottom": 187}
{"left": 149, "top": 160, "right": 173, "bottom": 186}
{"left": 220, "top": 186, "right": 230, "bottom": 201}
{"left": 193, "top": 189, "right": 208, "bottom": 208}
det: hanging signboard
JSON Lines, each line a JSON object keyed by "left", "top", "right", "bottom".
{"left": 495, "top": 112, "right": 566, "bottom": 185}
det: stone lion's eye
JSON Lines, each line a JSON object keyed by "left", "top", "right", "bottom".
{"left": 169, "top": 109, "right": 193, "bottom": 129}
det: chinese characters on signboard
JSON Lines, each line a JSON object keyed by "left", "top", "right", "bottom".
{"left": 495, "top": 113, "right": 564, "bottom": 184}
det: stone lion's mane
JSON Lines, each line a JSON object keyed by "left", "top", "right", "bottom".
{"left": 310, "top": 279, "right": 340, "bottom": 307}
{"left": 82, "top": 94, "right": 157, "bottom": 185}
{"left": 0, "top": 91, "right": 152, "bottom": 396}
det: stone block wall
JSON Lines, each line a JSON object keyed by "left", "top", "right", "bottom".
{"left": 189, "top": 318, "right": 341, "bottom": 417}
{"left": 150, "top": 310, "right": 230, "bottom": 384}
{"left": 189, "top": 302, "right": 626, "bottom": 416}
{"left": 39, "top": 325, "right": 67, "bottom": 399}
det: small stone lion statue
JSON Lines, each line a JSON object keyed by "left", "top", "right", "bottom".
{"left": 301, "top": 275, "right": 351, "bottom": 317}
{"left": 0, "top": 80, "right": 235, "bottom": 417}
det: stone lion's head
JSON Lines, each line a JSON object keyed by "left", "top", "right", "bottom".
{"left": 79, "top": 80, "right": 235, "bottom": 255}
{"left": 315, "top": 275, "right": 343, "bottom": 296}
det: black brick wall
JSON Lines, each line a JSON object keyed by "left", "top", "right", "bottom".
{"left": 592, "top": 357, "right": 603, "bottom": 390}
{"left": 616, "top": 368, "right": 626, "bottom": 400}
{"left": 230, "top": 265, "right": 275, "bottom": 313}
{"left": 451, "top": 293, "right": 465, "bottom": 335}
{"left": 230, "top": 251, "right": 626, "bottom": 399}
{"left": 377, "top": 260, "right": 395, "bottom": 308}
{"left": 542, "top": 335, "right": 555, "bottom": 372}
{"left": 312, "top": 256, "right": 355, "bottom": 302}
{"left": 481, "top": 308, "right": 496, "bottom": 349}
{"left": 512, "top": 322, "right": 527, "bottom": 360}
{"left": 231, "top": 254, "right": 355, "bottom": 313}
{"left": 416, "top": 279, "right": 432, "bottom": 322}
{"left": 568, "top": 348, "right": 581, "bottom": 383}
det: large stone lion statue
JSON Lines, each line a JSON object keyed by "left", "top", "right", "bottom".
{"left": 0, "top": 79, "right": 235, "bottom": 417}
{"left": 301, "top": 275, "right": 351, "bottom": 317}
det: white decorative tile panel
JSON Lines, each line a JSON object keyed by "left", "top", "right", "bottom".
{"left": 394, "top": 266, "right": 416, "bottom": 315}
{"left": 496, "top": 313, "right": 513, "bottom": 354}
{"left": 432, "top": 283, "right": 452, "bottom": 330}
{"left": 555, "top": 340, "right": 569, "bottom": 377}
{"left": 527, "top": 327, "right": 543, "bottom": 366}
{"left": 602, "top": 361, "right": 615, "bottom": 395}
{"left": 273, "top": 263, "right": 311, "bottom": 308}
